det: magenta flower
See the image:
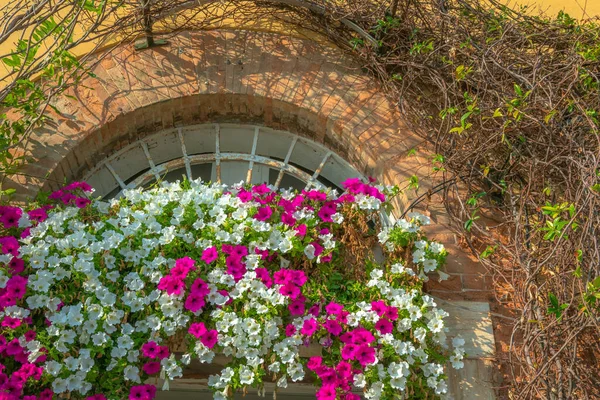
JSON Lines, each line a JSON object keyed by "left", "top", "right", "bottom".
{"left": 338, "top": 193, "right": 355, "bottom": 203}
{"left": 307, "top": 356, "right": 322, "bottom": 371}
{"left": 190, "top": 278, "right": 210, "bottom": 296}
{"left": 184, "top": 292, "right": 206, "bottom": 313}
{"left": 157, "top": 275, "right": 185, "bottom": 296}
{"left": 20, "top": 228, "right": 31, "bottom": 239}
{"left": 311, "top": 241, "right": 324, "bottom": 257}
{"left": 335, "top": 361, "right": 353, "bottom": 378}
{"left": 171, "top": 257, "right": 195, "bottom": 278}
{"left": 201, "top": 246, "right": 218, "bottom": 264}
{"left": 281, "top": 212, "right": 296, "bottom": 226}
{"left": 64, "top": 181, "right": 93, "bottom": 192}
{"left": 352, "top": 328, "right": 375, "bottom": 345}
{"left": 341, "top": 177, "right": 363, "bottom": 192}
{"left": 252, "top": 184, "right": 271, "bottom": 195}
{"left": 85, "top": 395, "right": 107, "bottom": 400}
{"left": 237, "top": 189, "right": 253, "bottom": 202}
{"left": 317, "top": 202, "right": 337, "bottom": 222}
{"left": 279, "top": 283, "right": 300, "bottom": 299}
{"left": 6, "top": 276, "right": 27, "bottom": 300}
{"left": 0, "top": 316, "right": 21, "bottom": 329}
{"left": 8, "top": 257, "right": 24, "bottom": 274}
{"left": 142, "top": 362, "right": 161, "bottom": 375}
{"left": 285, "top": 324, "right": 297, "bottom": 337}
{"left": 141, "top": 341, "right": 160, "bottom": 358}
{"left": 384, "top": 306, "right": 399, "bottom": 321}
{"left": 309, "top": 304, "right": 321, "bottom": 317}
{"left": 0, "top": 207, "right": 22, "bottom": 228}
{"left": 292, "top": 270, "right": 307, "bottom": 286}
{"left": 370, "top": 300, "right": 387, "bottom": 316}
{"left": 156, "top": 346, "right": 170, "bottom": 360}
{"left": 5, "top": 339, "right": 22, "bottom": 356}
{"left": 316, "top": 383, "right": 337, "bottom": 400}
{"left": 129, "top": 384, "right": 157, "bottom": 400}
{"left": 341, "top": 343, "right": 357, "bottom": 360}
{"left": 254, "top": 206, "right": 273, "bottom": 221}
{"left": 295, "top": 224, "right": 307, "bottom": 237}
{"left": 325, "top": 301, "right": 344, "bottom": 316}
{"left": 0, "top": 236, "right": 19, "bottom": 256}
{"left": 300, "top": 318, "right": 318, "bottom": 336}
{"left": 201, "top": 330, "right": 219, "bottom": 349}
{"left": 27, "top": 208, "right": 48, "bottom": 223}
{"left": 320, "top": 254, "right": 333, "bottom": 263}
{"left": 48, "top": 190, "right": 63, "bottom": 200}
{"left": 229, "top": 245, "right": 248, "bottom": 258}
{"left": 355, "top": 345, "right": 376, "bottom": 366}
{"left": 288, "top": 299, "right": 306, "bottom": 316}
{"left": 74, "top": 197, "right": 91, "bottom": 208}
{"left": 38, "top": 389, "right": 54, "bottom": 400}
{"left": 305, "top": 190, "right": 327, "bottom": 202}
{"left": 188, "top": 322, "right": 207, "bottom": 338}
{"left": 274, "top": 270, "right": 292, "bottom": 285}
{"left": 375, "top": 319, "right": 394, "bottom": 335}
{"left": 226, "top": 259, "right": 246, "bottom": 281}
{"left": 255, "top": 268, "right": 273, "bottom": 287}
{"left": 323, "top": 319, "right": 342, "bottom": 336}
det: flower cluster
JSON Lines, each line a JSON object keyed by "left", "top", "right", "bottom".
{"left": 0, "top": 178, "right": 462, "bottom": 399}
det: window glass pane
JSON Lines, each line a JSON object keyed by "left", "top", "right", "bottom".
{"left": 268, "top": 169, "right": 305, "bottom": 191}
{"left": 218, "top": 125, "right": 254, "bottom": 153}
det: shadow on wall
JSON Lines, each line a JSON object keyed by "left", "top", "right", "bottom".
{"left": 12, "top": 29, "right": 423, "bottom": 204}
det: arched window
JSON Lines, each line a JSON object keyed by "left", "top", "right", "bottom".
{"left": 85, "top": 124, "right": 363, "bottom": 198}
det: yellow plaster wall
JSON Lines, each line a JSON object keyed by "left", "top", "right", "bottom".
{"left": 0, "top": 0, "right": 597, "bottom": 75}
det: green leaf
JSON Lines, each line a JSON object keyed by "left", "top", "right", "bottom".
{"left": 544, "top": 110, "right": 557, "bottom": 124}
{"left": 480, "top": 245, "right": 497, "bottom": 259}
{"left": 2, "top": 55, "right": 21, "bottom": 68}
{"left": 514, "top": 83, "right": 523, "bottom": 97}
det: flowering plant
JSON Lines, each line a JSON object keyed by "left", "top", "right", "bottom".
{"left": 0, "top": 177, "right": 464, "bottom": 399}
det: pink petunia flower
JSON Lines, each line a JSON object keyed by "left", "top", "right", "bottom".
{"left": 316, "top": 384, "right": 337, "bottom": 400}
{"left": 323, "top": 319, "right": 342, "bottom": 336}
{"left": 341, "top": 343, "right": 357, "bottom": 360}
{"left": 285, "top": 324, "right": 297, "bottom": 337}
{"left": 184, "top": 292, "right": 206, "bottom": 313}
{"left": 190, "top": 278, "right": 210, "bottom": 296}
{"left": 200, "top": 330, "right": 218, "bottom": 349}
{"left": 188, "top": 322, "right": 207, "bottom": 338}
{"left": 325, "top": 301, "right": 344, "bottom": 316}
{"left": 300, "top": 318, "right": 318, "bottom": 336}
{"left": 375, "top": 319, "right": 394, "bottom": 335}
{"left": 141, "top": 341, "right": 160, "bottom": 358}
{"left": 201, "top": 246, "right": 218, "bottom": 264}
{"left": 307, "top": 356, "right": 322, "bottom": 371}
{"left": 74, "top": 197, "right": 91, "bottom": 208}
{"left": 288, "top": 299, "right": 306, "bottom": 316}
{"left": 295, "top": 224, "right": 307, "bottom": 237}
{"left": 142, "top": 362, "right": 161, "bottom": 375}
{"left": 355, "top": 345, "right": 376, "bottom": 366}
{"left": 254, "top": 206, "right": 273, "bottom": 221}
{"left": 279, "top": 283, "right": 300, "bottom": 299}
{"left": 86, "top": 394, "right": 107, "bottom": 400}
